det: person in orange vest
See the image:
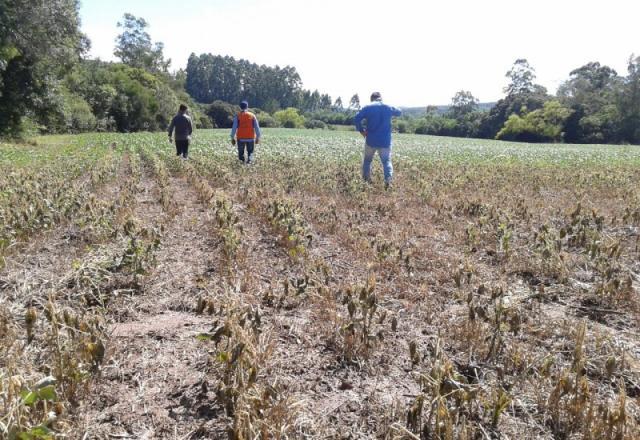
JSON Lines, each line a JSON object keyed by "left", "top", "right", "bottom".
{"left": 230, "top": 101, "right": 261, "bottom": 164}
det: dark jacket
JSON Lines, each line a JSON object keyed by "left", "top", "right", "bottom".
{"left": 168, "top": 112, "right": 193, "bottom": 141}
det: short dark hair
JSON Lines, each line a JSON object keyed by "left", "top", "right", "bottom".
{"left": 370, "top": 92, "right": 382, "bottom": 102}
{"left": 240, "top": 100, "right": 249, "bottom": 110}
{"left": 179, "top": 104, "right": 188, "bottom": 112}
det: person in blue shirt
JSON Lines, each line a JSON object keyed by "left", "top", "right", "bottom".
{"left": 354, "top": 92, "right": 402, "bottom": 188}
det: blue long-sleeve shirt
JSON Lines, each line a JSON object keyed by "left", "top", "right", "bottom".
{"left": 230, "top": 111, "right": 262, "bottom": 141}
{"left": 354, "top": 101, "right": 402, "bottom": 148}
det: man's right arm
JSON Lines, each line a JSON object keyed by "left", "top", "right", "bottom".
{"left": 354, "top": 108, "right": 367, "bottom": 134}
{"left": 167, "top": 117, "right": 175, "bottom": 138}
{"left": 230, "top": 115, "right": 238, "bottom": 144}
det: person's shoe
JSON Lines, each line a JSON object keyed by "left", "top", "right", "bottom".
{"left": 384, "top": 181, "right": 393, "bottom": 190}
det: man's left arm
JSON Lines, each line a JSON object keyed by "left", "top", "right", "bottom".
{"left": 253, "top": 116, "right": 261, "bottom": 143}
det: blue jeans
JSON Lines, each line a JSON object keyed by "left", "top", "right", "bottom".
{"left": 362, "top": 145, "right": 393, "bottom": 183}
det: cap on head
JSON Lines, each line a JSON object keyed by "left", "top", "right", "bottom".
{"left": 240, "top": 100, "right": 249, "bottom": 110}
{"left": 370, "top": 92, "right": 382, "bottom": 102}
{"left": 179, "top": 104, "right": 188, "bottom": 112}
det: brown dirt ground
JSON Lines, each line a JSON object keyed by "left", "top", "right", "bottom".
{"left": 4, "top": 158, "right": 638, "bottom": 439}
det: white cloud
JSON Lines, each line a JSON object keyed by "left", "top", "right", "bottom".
{"left": 80, "top": 0, "right": 640, "bottom": 106}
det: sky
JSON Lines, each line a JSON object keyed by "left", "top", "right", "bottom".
{"left": 79, "top": 0, "right": 640, "bottom": 107}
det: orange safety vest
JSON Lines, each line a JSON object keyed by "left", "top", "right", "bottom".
{"left": 236, "top": 111, "right": 256, "bottom": 139}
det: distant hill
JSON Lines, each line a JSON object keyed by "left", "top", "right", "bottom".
{"left": 401, "top": 102, "right": 495, "bottom": 117}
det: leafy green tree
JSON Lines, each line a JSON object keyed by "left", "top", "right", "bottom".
{"left": 504, "top": 59, "right": 537, "bottom": 96}
{"left": 114, "top": 14, "right": 170, "bottom": 73}
{"left": 558, "top": 62, "right": 621, "bottom": 143}
{"left": 394, "top": 119, "right": 409, "bottom": 133}
{"left": 206, "top": 100, "right": 238, "bottom": 128}
{"left": 319, "top": 93, "right": 332, "bottom": 110}
{"left": 333, "top": 97, "right": 344, "bottom": 112}
{"left": 274, "top": 107, "right": 305, "bottom": 128}
{"left": 617, "top": 55, "right": 640, "bottom": 144}
{"left": 61, "top": 88, "right": 98, "bottom": 132}
{"left": 255, "top": 111, "right": 278, "bottom": 127}
{"left": 496, "top": 100, "right": 573, "bottom": 142}
{"left": 349, "top": 94, "right": 361, "bottom": 111}
{"left": 413, "top": 114, "right": 458, "bottom": 136}
{"left": 301, "top": 90, "right": 321, "bottom": 112}
{"left": 305, "top": 119, "right": 327, "bottom": 129}
{"left": 0, "top": 0, "right": 87, "bottom": 136}
{"left": 263, "top": 98, "right": 281, "bottom": 114}
{"left": 479, "top": 59, "right": 549, "bottom": 139}
{"left": 425, "top": 105, "right": 439, "bottom": 115}
{"left": 64, "top": 60, "right": 201, "bottom": 132}
{"left": 305, "top": 110, "right": 353, "bottom": 126}
{"left": 185, "top": 53, "right": 302, "bottom": 109}
{"left": 448, "top": 90, "right": 479, "bottom": 119}
{"left": 437, "top": 91, "right": 483, "bottom": 137}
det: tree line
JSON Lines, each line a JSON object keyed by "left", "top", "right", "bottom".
{"left": 399, "top": 58, "right": 640, "bottom": 144}
{"left": 1, "top": 1, "right": 639, "bottom": 144}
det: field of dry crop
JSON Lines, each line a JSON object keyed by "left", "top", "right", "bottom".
{"left": 1, "top": 129, "right": 639, "bottom": 439}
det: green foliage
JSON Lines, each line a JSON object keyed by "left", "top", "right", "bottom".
{"left": 577, "top": 105, "right": 621, "bottom": 144}
{"left": 448, "top": 90, "right": 479, "bottom": 119}
{"left": 349, "top": 94, "right": 361, "bottom": 111}
{"left": 207, "top": 100, "right": 238, "bottom": 128}
{"left": 256, "top": 111, "right": 278, "bottom": 128}
{"left": 479, "top": 91, "right": 549, "bottom": 139}
{"left": 114, "top": 13, "right": 170, "bottom": 73}
{"left": 413, "top": 114, "right": 459, "bottom": 136}
{"left": 274, "top": 108, "right": 305, "bottom": 128}
{"left": 64, "top": 60, "right": 202, "bottom": 133}
{"left": 558, "top": 62, "right": 622, "bottom": 143}
{"left": 197, "top": 114, "right": 214, "bottom": 129}
{"left": 477, "top": 59, "right": 550, "bottom": 139}
{"left": 185, "top": 53, "right": 303, "bottom": 109}
{"left": 504, "top": 58, "right": 538, "bottom": 96}
{"left": 305, "top": 110, "right": 354, "bottom": 126}
{"left": 617, "top": 55, "right": 640, "bottom": 144}
{"left": 497, "top": 100, "right": 573, "bottom": 142}
{"left": 304, "top": 119, "right": 327, "bottom": 129}
{"left": 394, "top": 119, "right": 409, "bottom": 133}
{"left": 0, "top": 0, "right": 87, "bottom": 137}
{"left": 333, "top": 96, "right": 344, "bottom": 111}
{"left": 20, "top": 385, "right": 57, "bottom": 406}
{"left": 2, "top": 5, "right": 640, "bottom": 147}
{"left": 299, "top": 89, "right": 332, "bottom": 112}
{"left": 61, "top": 89, "right": 98, "bottom": 133}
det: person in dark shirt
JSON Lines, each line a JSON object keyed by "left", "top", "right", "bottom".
{"left": 168, "top": 104, "right": 193, "bottom": 159}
